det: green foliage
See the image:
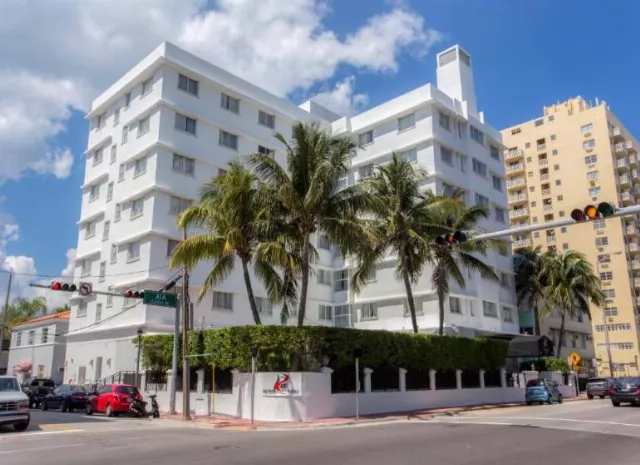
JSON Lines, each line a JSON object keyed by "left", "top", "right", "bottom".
{"left": 139, "top": 326, "right": 509, "bottom": 373}
{"left": 2, "top": 297, "right": 48, "bottom": 329}
{"left": 519, "top": 358, "right": 570, "bottom": 373}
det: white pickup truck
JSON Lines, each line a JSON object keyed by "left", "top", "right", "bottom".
{"left": 0, "top": 375, "right": 30, "bottom": 432}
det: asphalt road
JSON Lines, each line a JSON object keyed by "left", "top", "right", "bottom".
{"left": 1, "top": 400, "right": 640, "bottom": 464}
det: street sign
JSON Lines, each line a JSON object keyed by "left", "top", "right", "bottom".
{"left": 78, "top": 282, "right": 92, "bottom": 296}
{"left": 143, "top": 290, "right": 178, "bottom": 308}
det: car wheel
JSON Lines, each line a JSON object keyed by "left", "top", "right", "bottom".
{"left": 106, "top": 404, "right": 113, "bottom": 417}
{"left": 539, "top": 401, "right": 544, "bottom": 405}
{"left": 526, "top": 402, "right": 532, "bottom": 406}
{"left": 40, "top": 401, "right": 47, "bottom": 411}
{"left": 600, "top": 395, "right": 605, "bottom": 399}
{"left": 587, "top": 394, "right": 593, "bottom": 399}
{"left": 13, "top": 421, "right": 29, "bottom": 432}
{"left": 612, "top": 401, "right": 621, "bottom": 407}
{"left": 59, "top": 400, "right": 67, "bottom": 412}
{"left": 85, "top": 404, "right": 93, "bottom": 416}
{"left": 558, "top": 395, "right": 563, "bottom": 404}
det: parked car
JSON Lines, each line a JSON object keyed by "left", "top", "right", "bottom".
{"left": 85, "top": 383, "right": 141, "bottom": 417}
{"left": 40, "top": 384, "right": 89, "bottom": 412}
{"left": 21, "top": 377, "right": 56, "bottom": 408}
{"left": 525, "top": 378, "right": 564, "bottom": 405}
{"left": 610, "top": 377, "right": 640, "bottom": 406}
{"left": 586, "top": 377, "right": 614, "bottom": 399}
{"left": 0, "top": 375, "right": 30, "bottom": 432}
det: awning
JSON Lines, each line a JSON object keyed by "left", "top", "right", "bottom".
{"left": 507, "top": 335, "right": 554, "bottom": 358}
{"left": 13, "top": 360, "right": 32, "bottom": 373}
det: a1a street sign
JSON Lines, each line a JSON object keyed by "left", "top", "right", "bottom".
{"left": 143, "top": 290, "right": 178, "bottom": 308}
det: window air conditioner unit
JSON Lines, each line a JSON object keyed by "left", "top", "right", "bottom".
{"left": 58, "top": 367, "right": 65, "bottom": 373}
{"left": 584, "top": 132, "right": 592, "bottom": 137}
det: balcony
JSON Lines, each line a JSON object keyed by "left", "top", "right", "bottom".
{"left": 627, "top": 225, "right": 639, "bottom": 236}
{"left": 543, "top": 205, "right": 554, "bottom": 214}
{"left": 620, "top": 175, "right": 631, "bottom": 187}
{"left": 634, "top": 278, "right": 640, "bottom": 288}
{"left": 629, "top": 242, "right": 640, "bottom": 254}
{"left": 622, "top": 191, "right": 635, "bottom": 205}
{"left": 513, "top": 238, "right": 532, "bottom": 249}
{"left": 505, "top": 149, "right": 524, "bottom": 160}
{"left": 507, "top": 178, "right": 526, "bottom": 189}
{"left": 507, "top": 163, "right": 525, "bottom": 174}
{"left": 626, "top": 140, "right": 638, "bottom": 154}
{"left": 540, "top": 173, "right": 550, "bottom": 182}
{"left": 614, "top": 142, "right": 628, "bottom": 156}
{"left": 617, "top": 159, "right": 630, "bottom": 172}
{"left": 509, "top": 208, "right": 529, "bottom": 219}
{"left": 612, "top": 126, "right": 624, "bottom": 142}
{"left": 630, "top": 155, "right": 638, "bottom": 167}
{"left": 546, "top": 236, "right": 556, "bottom": 245}
{"left": 508, "top": 193, "right": 527, "bottom": 204}
{"left": 632, "top": 261, "right": 640, "bottom": 271}
{"left": 541, "top": 188, "right": 551, "bottom": 197}
{"left": 538, "top": 159, "right": 549, "bottom": 168}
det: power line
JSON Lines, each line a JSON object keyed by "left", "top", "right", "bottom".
{"left": 0, "top": 264, "right": 170, "bottom": 280}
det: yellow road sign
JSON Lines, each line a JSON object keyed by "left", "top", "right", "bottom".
{"left": 569, "top": 351, "right": 582, "bottom": 368}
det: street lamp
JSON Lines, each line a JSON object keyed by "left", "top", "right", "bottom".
{"left": 596, "top": 251, "right": 622, "bottom": 378}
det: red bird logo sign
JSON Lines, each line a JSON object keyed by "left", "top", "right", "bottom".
{"left": 262, "top": 373, "right": 300, "bottom": 396}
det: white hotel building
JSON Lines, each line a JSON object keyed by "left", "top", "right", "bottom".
{"left": 64, "top": 42, "right": 518, "bottom": 383}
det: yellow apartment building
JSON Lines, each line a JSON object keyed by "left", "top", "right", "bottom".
{"left": 502, "top": 96, "right": 640, "bottom": 377}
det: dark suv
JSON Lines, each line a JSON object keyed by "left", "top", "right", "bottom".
{"left": 21, "top": 378, "right": 56, "bottom": 408}
{"left": 586, "top": 377, "right": 614, "bottom": 399}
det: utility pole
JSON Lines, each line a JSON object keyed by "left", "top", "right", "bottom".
{"left": 0, "top": 272, "right": 12, "bottom": 353}
{"left": 181, "top": 228, "right": 191, "bottom": 420}
{"left": 169, "top": 292, "right": 180, "bottom": 415}
{"left": 135, "top": 327, "right": 143, "bottom": 388}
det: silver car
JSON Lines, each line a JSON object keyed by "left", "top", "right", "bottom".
{"left": 0, "top": 375, "right": 30, "bottom": 432}
{"left": 586, "top": 377, "right": 613, "bottom": 399}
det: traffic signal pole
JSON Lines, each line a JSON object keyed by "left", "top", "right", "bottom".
{"left": 469, "top": 204, "right": 640, "bottom": 243}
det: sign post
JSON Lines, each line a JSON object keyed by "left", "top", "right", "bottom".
{"left": 353, "top": 347, "right": 362, "bottom": 421}
{"left": 250, "top": 345, "right": 258, "bottom": 425}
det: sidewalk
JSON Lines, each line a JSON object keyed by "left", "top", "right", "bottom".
{"left": 161, "top": 393, "right": 588, "bottom": 431}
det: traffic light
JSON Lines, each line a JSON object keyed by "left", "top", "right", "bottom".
{"left": 570, "top": 202, "right": 617, "bottom": 222}
{"left": 50, "top": 282, "right": 77, "bottom": 292}
{"left": 124, "top": 290, "right": 145, "bottom": 299}
{"left": 435, "top": 231, "right": 468, "bottom": 246}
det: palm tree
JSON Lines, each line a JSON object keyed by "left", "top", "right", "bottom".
{"left": 350, "top": 153, "right": 448, "bottom": 333}
{"left": 428, "top": 190, "right": 505, "bottom": 335}
{"left": 170, "top": 161, "right": 285, "bottom": 325}
{"left": 513, "top": 246, "right": 546, "bottom": 336}
{"left": 249, "top": 122, "right": 370, "bottom": 327}
{"left": 539, "top": 249, "right": 604, "bottom": 358}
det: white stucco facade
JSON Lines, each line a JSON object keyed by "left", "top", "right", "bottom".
{"left": 65, "top": 42, "right": 517, "bottom": 382}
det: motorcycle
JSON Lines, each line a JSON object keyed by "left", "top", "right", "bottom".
{"left": 128, "top": 396, "right": 148, "bottom": 418}
{"left": 148, "top": 394, "right": 160, "bottom": 419}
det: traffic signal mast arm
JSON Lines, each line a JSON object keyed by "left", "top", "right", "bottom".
{"left": 29, "top": 283, "right": 131, "bottom": 297}
{"left": 469, "top": 203, "right": 640, "bottom": 243}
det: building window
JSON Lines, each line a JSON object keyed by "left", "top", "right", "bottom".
{"left": 439, "top": 111, "right": 450, "bottom": 131}
{"left": 503, "top": 307, "right": 513, "bottom": 322}
{"left": 93, "top": 148, "right": 103, "bottom": 166}
{"left": 84, "top": 221, "right": 96, "bottom": 239}
{"left": 555, "top": 180, "right": 562, "bottom": 186}
{"left": 95, "top": 303, "right": 102, "bottom": 323}
{"left": 170, "top": 196, "right": 192, "bottom": 215}
{"left": 450, "top": 297, "right": 461, "bottom": 314}
{"left": 258, "top": 145, "right": 275, "bottom": 158}
{"left": 175, "top": 113, "right": 197, "bottom": 134}
{"left": 319, "top": 305, "right": 332, "bottom": 320}
{"left": 131, "top": 198, "right": 144, "bottom": 219}
{"left": 114, "top": 107, "right": 120, "bottom": 126}
{"left": 219, "top": 130, "right": 238, "bottom": 150}
{"left": 167, "top": 239, "right": 179, "bottom": 257}
{"left": 587, "top": 170, "right": 599, "bottom": 180}
{"left": 483, "top": 301, "right": 497, "bottom": 318}
{"left": 440, "top": 146, "right": 453, "bottom": 164}
{"left": 41, "top": 328, "right": 49, "bottom": 344}
{"left": 122, "top": 125, "right": 128, "bottom": 144}
{"left": 124, "top": 92, "right": 131, "bottom": 108}
{"left": 16, "top": 332, "right": 22, "bottom": 347}
{"left": 256, "top": 297, "right": 273, "bottom": 315}
{"left": 472, "top": 158, "right": 487, "bottom": 176}
{"left": 475, "top": 193, "right": 489, "bottom": 208}
{"left": 334, "top": 304, "right": 351, "bottom": 328}
{"left": 334, "top": 270, "right": 348, "bottom": 292}
{"left": 583, "top": 139, "right": 596, "bottom": 150}
{"left": 492, "top": 175, "right": 502, "bottom": 191}
{"left": 134, "top": 157, "right": 147, "bottom": 177}
{"left": 600, "top": 271, "right": 613, "bottom": 281}
{"left": 102, "top": 221, "right": 110, "bottom": 241}
{"left": 77, "top": 302, "right": 87, "bottom": 318}
{"left": 359, "top": 130, "right": 373, "bottom": 146}
{"left": 400, "top": 147, "right": 418, "bottom": 164}
{"left": 317, "top": 235, "right": 331, "bottom": 250}
{"left": 398, "top": 113, "right": 415, "bottom": 131}
{"left": 603, "top": 289, "right": 615, "bottom": 298}
{"left": 78, "top": 366, "right": 87, "bottom": 384}
{"left": 110, "top": 145, "right": 117, "bottom": 164}
{"left": 110, "top": 244, "right": 118, "bottom": 264}
{"left": 220, "top": 93, "right": 240, "bottom": 113}
{"left": 553, "top": 164, "right": 560, "bottom": 170}
{"left": 470, "top": 126, "right": 484, "bottom": 145}
{"left": 141, "top": 77, "right": 153, "bottom": 96}
{"left": 258, "top": 110, "right": 275, "bottom": 129}
{"left": 500, "top": 273, "right": 510, "bottom": 287}
{"left": 589, "top": 187, "right": 601, "bottom": 197}
{"left": 118, "top": 163, "right": 125, "bottom": 182}
{"left": 550, "top": 134, "right": 556, "bottom": 141}
{"left": 534, "top": 119, "right": 544, "bottom": 127}
{"left": 593, "top": 220, "right": 606, "bottom": 230}
{"left": 96, "top": 113, "right": 105, "bottom": 129}
{"left": 490, "top": 145, "right": 500, "bottom": 161}
{"left": 317, "top": 269, "right": 331, "bottom": 285}
{"left": 581, "top": 123, "right": 593, "bottom": 134}
{"left": 115, "top": 203, "right": 122, "bottom": 222}
{"left": 178, "top": 74, "right": 199, "bottom": 96}
{"left": 27, "top": 330, "right": 35, "bottom": 345}
{"left": 106, "top": 286, "right": 114, "bottom": 308}
{"left": 99, "top": 262, "right": 106, "bottom": 282}
{"left": 89, "top": 184, "right": 99, "bottom": 202}
{"left": 584, "top": 155, "right": 597, "bottom": 164}
{"left": 358, "top": 164, "right": 373, "bottom": 179}
{"left": 604, "top": 307, "right": 618, "bottom": 317}
{"left": 173, "top": 154, "right": 195, "bottom": 175}
{"left": 495, "top": 207, "right": 505, "bottom": 223}
{"left": 361, "top": 302, "right": 377, "bottom": 320}
{"left": 212, "top": 291, "right": 233, "bottom": 310}
{"left": 552, "top": 149, "right": 558, "bottom": 156}
{"left": 137, "top": 116, "right": 150, "bottom": 136}
{"left": 127, "top": 242, "right": 140, "bottom": 262}
{"left": 106, "top": 182, "right": 114, "bottom": 202}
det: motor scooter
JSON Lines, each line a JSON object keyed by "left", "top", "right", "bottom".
{"left": 129, "top": 396, "right": 148, "bottom": 418}
{"left": 148, "top": 394, "right": 160, "bottom": 418}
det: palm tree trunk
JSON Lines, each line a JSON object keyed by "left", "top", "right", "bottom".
{"left": 533, "top": 301, "right": 541, "bottom": 336}
{"left": 241, "top": 258, "right": 262, "bottom": 325}
{"left": 400, "top": 253, "right": 419, "bottom": 333}
{"left": 556, "top": 312, "right": 566, "bottom": 358}
{"left": 437, "top": 287, "right": 445, "bottom": 336}
{"left": 297, "top": 233, "right": 311, "bottom": 327}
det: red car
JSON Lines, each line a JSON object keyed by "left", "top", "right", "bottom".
{"left": 85, "top": 383, "right": 141, "bottom": 417}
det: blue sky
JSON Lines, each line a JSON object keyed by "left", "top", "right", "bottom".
{"left": 1, "top": 0, "right": 639, "bottom": 298}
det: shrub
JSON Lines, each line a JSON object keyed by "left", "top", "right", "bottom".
{"left": 139, "top": 326, "right": 509, "bottom": 373}
{"left": 518, "top": 358, "right": 570, "bottom": 373}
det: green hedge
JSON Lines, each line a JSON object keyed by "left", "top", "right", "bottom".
{"left": 519, "top": 358, "right": 570, "bottom": 373}
{"left": 138, "top": 326, "right": 509, "bottom": 373}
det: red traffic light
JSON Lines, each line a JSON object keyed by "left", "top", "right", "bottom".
{"left": 50, "top": 282, "right": 77, "bottom": 292}
{"left": 125, "top": 290, "right": 144, "bottom": 299}
{"left": 51, "top": 282, "right": 61, "bottom": 291}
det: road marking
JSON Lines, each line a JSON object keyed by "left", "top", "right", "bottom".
{"left": 0, "top": 429, "right": 84, "bottom": 441}
{"left": 440, "top": 415, "right": 640, "bottom": 428}
{"left": 0, "top": 443, "right": 83, "bottom": 455}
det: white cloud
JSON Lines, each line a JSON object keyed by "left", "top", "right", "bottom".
{"left": 311, "top": 76, "right": 370, "bottom": 117}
